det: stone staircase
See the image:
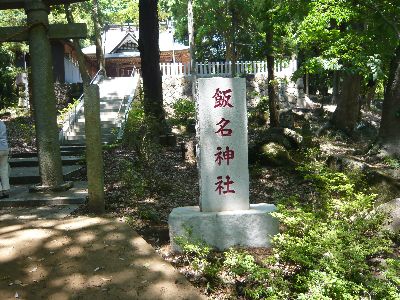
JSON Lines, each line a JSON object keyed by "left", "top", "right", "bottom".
{"left": 60, "top": 76, "right": 139, "bottom": 145}
{"left": 9, "top": 145, "right": 86, "bottom": 185}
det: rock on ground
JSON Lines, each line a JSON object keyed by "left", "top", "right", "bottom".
{"left": 377, "top": 198, "right": 400, "bottom": 234}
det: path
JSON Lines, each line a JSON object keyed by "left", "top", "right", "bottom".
{"left": 0, "top": 206, "right": 207, "bottom": 300}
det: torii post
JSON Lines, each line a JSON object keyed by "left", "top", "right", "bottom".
{"left": 0, "top": 0, "right": 87, "bottom": 190}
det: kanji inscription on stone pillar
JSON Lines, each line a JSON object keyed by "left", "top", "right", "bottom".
{"left": 196, "top": 77, "right": 249, "bottom": 212}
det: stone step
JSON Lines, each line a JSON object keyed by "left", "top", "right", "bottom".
{"left": 68, "top": 124, "right": 118, "bottom": 132}
{"left": 0, "top": 181, "right": 88, "bottom": 207}
{"left": 73, "top": 119, "right": 116, "bottom": 127}
{"left": 67, "top": 126, "right": 116, "bottom": 135}
{"left": 11, "top": 146, "right": 86, "bottom": 159}
{"left": 63, "top": 133, "right": 115, "bottom": 141}
{"left": 76, "top": 114, "right": 118, "bottom": 122}
{"left": 9, "top": 156, "right": 84, "bottom": 168}
{"left": 61, "top": 145, "right": 86, "bottom": 152}
{"left": 10, "top": 165, "right": 84, "bottom": 185}
{"left": 62, "top": 138, "right": 115, "bottom": 145}
{"left": 98, "top": 101, "right": 125, "bottom": 108}
{"left": 80, "top": 107, "right": 121, "bottom": 113}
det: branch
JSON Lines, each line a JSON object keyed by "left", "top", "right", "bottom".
{"left": 362, "top": 1, "right": 400, "bottom": 39}
{"left": 64, "top": 4, "right": 90, "bottom": 84}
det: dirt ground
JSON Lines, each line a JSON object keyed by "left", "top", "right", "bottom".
{"left": 0, "top": 207, "right": 207, "bottom": 300}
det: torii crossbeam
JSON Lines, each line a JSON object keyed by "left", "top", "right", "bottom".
{"left": 0, "top": 0, "right": 87, "bottom": 190}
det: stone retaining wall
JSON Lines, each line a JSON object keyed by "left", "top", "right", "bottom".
{"left": 162, "top": 74, "right": 303, "bottom": 112}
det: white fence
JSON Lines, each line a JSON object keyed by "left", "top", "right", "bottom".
{"left": 160, "top": 59, "right": 297, "bottom": 78}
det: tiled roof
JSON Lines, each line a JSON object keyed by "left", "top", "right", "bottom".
{"left": 82, "top": 25, "right": 188, "bottom": 56}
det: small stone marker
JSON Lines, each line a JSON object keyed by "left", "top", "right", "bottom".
{"left": 197, "top": 77, "right": 249, "bottom": 212}
{"left": 84, "top": 85, "right": 105, "bottom": 213}
{"left": 169, "top": 77, "right": 279, "bottom": 252}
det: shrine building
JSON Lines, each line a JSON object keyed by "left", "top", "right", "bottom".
{"left": 82, "top": 24, "right": 190, "bottom": 77}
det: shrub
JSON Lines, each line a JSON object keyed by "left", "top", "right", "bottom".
{"left": 169, "top": 98, "right": 195, "bottom": 127}
{"left": 269, "top": 149, "right": 398, "bottom": 299}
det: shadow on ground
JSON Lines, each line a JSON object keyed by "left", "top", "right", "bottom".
{"left": 0, "top": 208, "right": 206, "bottom": 300}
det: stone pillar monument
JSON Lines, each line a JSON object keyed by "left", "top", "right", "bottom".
{"left": 169, "top": 77, "right": 278, "bottom": 251}
{"left": 26, "top": 1, "right": 64, "bottom": 188}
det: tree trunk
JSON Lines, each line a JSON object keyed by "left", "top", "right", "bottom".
{"left": 266, "top": 27, "right": 279, "bottom": 127}
{"left": 332, "top": 70, "right": 340, "bottom": 104}
{"left": 378, "top": 42, "right": 400, "bottom": 156}
{"left": 188, "top": 0, "right": 196, "bottom": 76}
{"left": 305, "top": 72, "right": 309, "bottom": 95}
{"left": 138, "top": 0, "right": 166, "bottom": 134}
{"left": 92, "top": 0, "right": 106, "bottom": 75}
{"left": 331, "top": 72, "right": 361, "bottom": 133}
{"left": 64, "top": 4, "right": 90, "bottom": 85}
{"left": 229, "top": 0, "right": 237, "bottom": 77}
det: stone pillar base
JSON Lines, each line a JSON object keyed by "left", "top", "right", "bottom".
{"left": 29, "top": 181, "right": 74, "bottom": 193}
{"left": 168, "top": 203, "right": 278, "bottom": 252}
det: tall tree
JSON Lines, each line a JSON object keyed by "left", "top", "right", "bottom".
{"left": 264, "top": 12, "right": 279, "bottom": 127}
{"left": 138, "top": 0, "right": 166, "bottom": 134}
{"left": 295, "top": 0, "right": 376, "bottom": 133}
{"left": 91, "top": 0, "right": 106, "bottom": 75}
{"left": 361, "top": 1, "right": 400, "bottom": 156}
{"left": 165, "top": 0, "right": 258, "bottom": 61}
{"left": 379, "top": 41, "right": 400, "bottom": 156}
{"left": 256, "top": 0, "right": 299, "bottom": 127}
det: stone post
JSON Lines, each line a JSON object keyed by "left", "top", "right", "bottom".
{"left": 169, "top": 77, "right": 278, "bottom": 251}
{"left": 84, "top": 85, "right": 105, "bottom": 213}
{"left": 25, "top": 1, "right": 64, "bottom": 188}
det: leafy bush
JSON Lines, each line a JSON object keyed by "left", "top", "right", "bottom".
{"left": 121, "top": 100, "right": 173, "bottom": 199}
{"left": 169, "top": 98, "right": 195, "bottom": 127}
{"left": 123, "top": 99, "right": 160, "bottom": 162}
{"left": 175, "top": 233, "right": 222, "bottom": 288}
{"left": 383, "top": 157, "right": 400, "bottom": 169}
{"left": 269, "top": 149, "right": 398, "bottom": 299}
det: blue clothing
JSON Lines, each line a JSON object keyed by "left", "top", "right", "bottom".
{"left": 0, "top": 121, "right": 8, "bottom": 150}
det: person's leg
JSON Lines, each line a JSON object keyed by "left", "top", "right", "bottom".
{"left": 0, "top": 150, "right": 10, "bottom": 197}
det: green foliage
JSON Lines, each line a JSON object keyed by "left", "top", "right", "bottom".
{"left": 163, "top": 0, "right": 263, "bottom": 61}
{"left": 175, "top": 233, "right": 222, "bottom": 285}
{"left": 57, "top": 98, "right": 79, "bottom": 122}
{"left": 120, "top": 159, "right": 146, "bottom": 199}
{"left": 0, "top": 47, "right": 19, "bottom": 109}
{"left": 169, "top": 98, "right": 195, "bottom": 127}
{"left": 248, "top": 96, "right": 268, "bottom": 127}
{"left": 121, "top": 99, "right": 174, "bottom": 199}
{"left": 137, "top": 207, "right": 159, "bottom": 221}
{"left": 383, "top": 157, "right": 400, "bottom": 169}
{"left": 123, "top": 99, "right": 159, "bottom": 160}
{"left": 269, "top": 149, "right": 398, "bottom": 299}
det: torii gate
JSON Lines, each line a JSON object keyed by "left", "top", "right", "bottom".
{"left": 0, "top": 0, "right": 87, "bottom": 190}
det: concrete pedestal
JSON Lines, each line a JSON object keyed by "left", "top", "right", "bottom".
{"left": 168, "top": 203, "right": 278, "bottom": 252}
